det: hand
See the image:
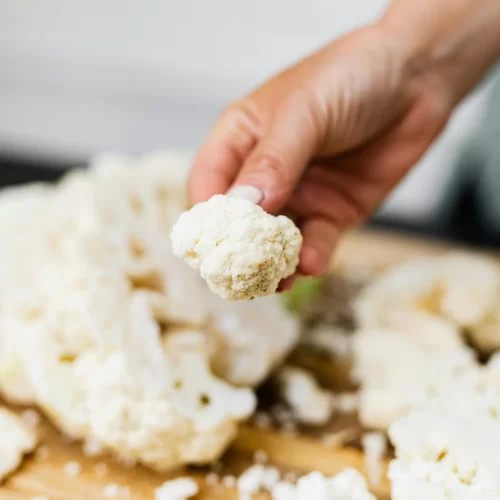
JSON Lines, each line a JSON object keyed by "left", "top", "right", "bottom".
{"left": 188, "top": 1, "right": 500, "bottom": 281}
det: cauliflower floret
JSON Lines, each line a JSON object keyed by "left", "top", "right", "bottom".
{"left": 275, "top": 365, "right": 335, "bottom": 425}
{"left": 170, "top": 194, "right": 302, "bottom": 301}
{"left": 270, "top": 469, "right": 375, "bottom": 500}
{"left": 0, "top": 407, "right": 38, "bottom": 482}
{"left": 206, "top": 293, "right": 300, "bottom": 386}
{"left": 355, "top": 253, "right": 500, "bottom": 352}
{"left": 24, "top": 294, "right": 255, "bottom": 471}
{"left": 352, "top": 328, "right": 477, "bottom": 429}
{"left": 388, "top": 384, "right": 500, "bottom": 499}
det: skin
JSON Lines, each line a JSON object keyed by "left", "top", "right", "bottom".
{"left": 188, "top": 0, "right": 500, "bottom": 288}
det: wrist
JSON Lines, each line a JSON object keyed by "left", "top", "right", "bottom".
{"left": 378, "top": 0, "right": 500, "bottom": 106}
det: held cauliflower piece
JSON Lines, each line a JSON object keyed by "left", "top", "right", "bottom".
{"left": 271, "top": 469, "right": 375, "bottom": 500}
{"left": 388, "top": 381, "right": 500, "bottom": 499}
{"left": 0, "top": 407, "right": 38, "bottom": 482}
{"left": 170, "top": 194, "right": 302, "bottom": 301}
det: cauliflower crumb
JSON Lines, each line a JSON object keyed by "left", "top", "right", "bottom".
{"left": 336, "top": 392, "right": 360, "bottom": 414}
{"left": 63, "top": 460, "right": 82, "bottom": 477}
{"left": 0, "top": 407, "right": 38, "bottom": 482}
{"left": 222, "top": 475, "right": 237, "bottom": 488}
{"left": 170, "top": 194, "right": 302, "bottom": 301}
{"left": 270, "top": 469, "right": 375, "bottom": 499}
{"left": 155, "top": 477, "right": 199, "bottom": 500}
{"left": 20, "top": 409, "right": 41, "bottom": 428}
{"left": 253, "top": 411, "right": 273, "bottom": 430}
{"left": 83, "top": 438, "right": 103, "bottom": 457}
{"left": 237, "top": 464, "right": 281, "bottom": 497}
{"left": 276, "top": 365, "right": 335, "bottom": 425}
{"left": 95, "top": 462, "right": 109, "bottom": 476}
{"left": 205, "top": 472, "right": 219, "bottom": 486}
{"left": 35, "top": 446, "right": 50, "bottom": 462}
{"left": 103, "top": 484, "right": 120, "bottom": 498}
{"left": 253, "top": 449, "right": 269, "bottom": 465}
{"left": 361, "top": 432, "right": 387, "bottom": 488}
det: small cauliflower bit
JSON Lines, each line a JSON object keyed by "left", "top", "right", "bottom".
{"left": 276, "top": 365, "right": 335, "bottom": 426}
{"left": 0, "top": 407, "right": 38, "bottom": 482}
{"left": 237, "top": 464, "right": 281, "bottom": 498}
{"left": 271, "top": 469, "right": 375, "bottom": 500}
{"left": 63, "top": 460, "right": 82, "bottom": 477}
{"left": 155, "top": 477, "right": 199, "bottom": 500}
{"left": 352, "top": 328, "right": 477, "bottom": 430}
{"left": 388, "top": 380, "right": 500, "bottom": 499}
{"left": 361, "top": 432, "right": 387, "bottom": 489}
{"left": 170, "top": 194, "right": 302, "bottom": 301}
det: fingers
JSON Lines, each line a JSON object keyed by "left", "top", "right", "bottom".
{"left": 188, "top": 104, "right": 260, "bottom": 205}
{"left": 229, "top": 98, "right": 319, "bottom": 214}
{"left": 298, "top": 217, "right": 341, "bottom": 276}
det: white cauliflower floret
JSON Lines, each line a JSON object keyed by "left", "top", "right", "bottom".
{"left": 24, "top": 293, "right": 255, "bottom": 471}
{"left": 352, "top": 328, "right": 477, "bottom": 429}
{"left": 355, "top": 253, "right": 500, "bottom": 352}
{"left": 237, "top": 464, "right": 281, "bottom": 496}
{"left": 0, "top": 407, "right": 38, "bottom": 482}
{"left": 270, "top": 469, "right": 375, "bottom": 500}
{"left": 388, "top": 384, "right": 500, "bottom": 499}
{"left": 207, "top": 293, "right": 300, "bottom": 386}
{"left": 275, "top": 365, "right": 335, "bottom": 425}
{"left": 170, "top": 194, "right": 302, "bottom": 301}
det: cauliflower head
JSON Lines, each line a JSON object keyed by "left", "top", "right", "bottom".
{"left": 23, "top": 292, "right": 256, "bottom": 471}
{"left": 0, "top": 151, "right": 302, "bottom": 470}
{"left": 170, "top": 194, "right": 302, "bottom": 301}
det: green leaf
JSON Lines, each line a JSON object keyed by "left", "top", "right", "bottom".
{"left": 281, "top": 277, "right": 324, "bottom": 314}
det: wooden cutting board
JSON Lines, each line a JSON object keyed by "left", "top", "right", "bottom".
{"left": 0, "top": 229, "right": 480, "bottom": 500}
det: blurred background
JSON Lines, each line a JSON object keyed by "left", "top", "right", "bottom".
{"left": 1, "top": 0, "right": 500, "bottom": 246}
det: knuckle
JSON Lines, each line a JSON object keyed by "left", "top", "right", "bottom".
{"left": 249, "top": 149, "right": 290, "bottom": 184}
{"left": 221, "top": 100, "right": 263, "bottom": 137}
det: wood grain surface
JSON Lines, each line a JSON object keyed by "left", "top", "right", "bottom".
{"left": 0, "top": 229, "right": 471, "bottom": 500}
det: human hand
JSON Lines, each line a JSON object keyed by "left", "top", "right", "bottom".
{"left": 188, "top": 0, "right": 500, "bottom": 282}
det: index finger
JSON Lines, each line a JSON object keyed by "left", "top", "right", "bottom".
{"left": 187, "top": 106, "right": 259, "bottom": 205}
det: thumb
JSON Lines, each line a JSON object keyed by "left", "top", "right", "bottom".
{"left": 227, "top": 103, "right": 319, "bottom": 214}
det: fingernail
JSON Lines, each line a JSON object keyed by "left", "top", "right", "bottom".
{"left": 226, "top": 185, "right": 263, "bottom": 204}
